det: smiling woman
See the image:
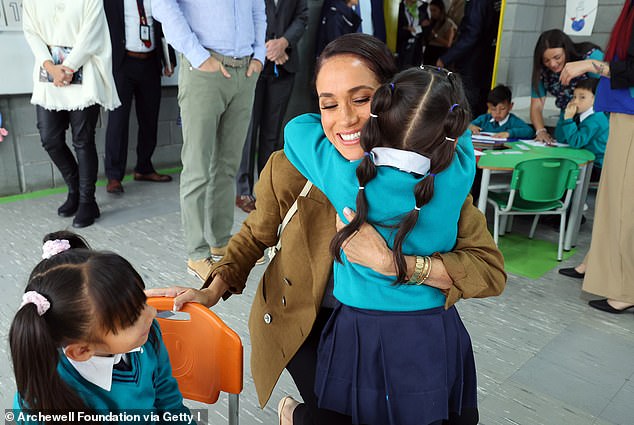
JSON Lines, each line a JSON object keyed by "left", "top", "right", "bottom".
{"left": 529, "top": 29, "right": 603, "bottom": 143}
{"left": 145, "top": 33, "right": 506, "bottom": 425}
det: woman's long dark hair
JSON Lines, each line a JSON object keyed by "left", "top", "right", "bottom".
{"left": 10, "top": 249, "right": 149, "bottom": 419}
{"left": 531, "top": 29, "right": 601, "bottom": 92}
{"left": 315, "top": 33, "right": 398, "bottom": 86}
{"left": 605, "top": 1, "right": 634, "bottom": 61}
{"left": 330, "top": 67, "right": 471, "bottom": 283}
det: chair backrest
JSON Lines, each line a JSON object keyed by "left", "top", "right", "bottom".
{"left": 510, "top": 158, "right": 580, "bottom": 202}
{"left": 147, "top": 297, "right": 243, "bottom": 404}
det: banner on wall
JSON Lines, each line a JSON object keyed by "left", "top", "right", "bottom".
{"left": 563, "top": 0, "right": 598, "bottom": 36}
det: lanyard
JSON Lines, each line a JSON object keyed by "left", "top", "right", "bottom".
{"left": 135, "top": 0, "right": 148, "bottom": 25}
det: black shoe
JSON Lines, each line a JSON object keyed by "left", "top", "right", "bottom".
{"left": 558, "top": 267, "right": 585, "bottom": 279}
{"left": 72, "top": 201, "right": 100, "bottom": 228}
{"left": 588, "top": 299, "right": 634, "bottom": 314}
{"left": 57, "top": 192, "right": 79, "bottom": 217}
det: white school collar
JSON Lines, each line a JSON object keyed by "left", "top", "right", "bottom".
{"left": 65, "top": 347, "right": 142, "bottom": 391}
{"left": 579, "top": 107, "right": 594, "bottom": 123}
{"left": 369, "top": 147, "right": 431, "bottom": 176}
{"left": 489, "top": 114, "right": 510, "bottom": 126}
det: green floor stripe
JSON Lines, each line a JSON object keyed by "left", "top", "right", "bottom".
{"left": 0, "top": 167, "right": 182, "bottom": 205}
{"left": 498, "top": 233, "right": 576, "bottom": 279}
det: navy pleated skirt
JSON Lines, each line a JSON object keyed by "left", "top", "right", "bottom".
{"left": 315, "top": 303, "right": 477, "bottom": 425}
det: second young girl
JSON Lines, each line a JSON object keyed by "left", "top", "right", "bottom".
{"left": 10, "top": 232, "right": 190, "bottom": 423}
{"left": 284, "top": 66, "right": 477, "bottom": 425}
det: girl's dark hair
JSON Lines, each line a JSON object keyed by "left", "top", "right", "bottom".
{"left": 315, "top": 33, "right": 398, "bottom": 86}
{"left": 43, "top": 230, "right": 90, "bottom": 250}
{"left": 605, "top": 0, "right": 634, "bottom": 61}
{"left": 330, "top": 66, "right": 471, "bottom": 283}
{"left": 10, "top": 250, "right": 149, "bottom": 418}
{"left": 531, "top": 29, "right": 601, "bottom": 92}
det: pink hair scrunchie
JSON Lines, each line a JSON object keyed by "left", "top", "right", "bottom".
{"left": 20, "top": 291, "right": 51, "bottom": 316}
{"left": 42, "top": 239, "right": 71, "bottom": 259}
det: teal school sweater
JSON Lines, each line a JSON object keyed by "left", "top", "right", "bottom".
{"left": 14, "top": 322, "right": 191, "bottom": 425}
{"left": 284, "top": 113, "right": 475, "bottom": 311}
{"left": 471, "top": 112, "right": 535, "bottom": 139}
{"left": 554, "top": 111, "right": 609, "bottom": 168}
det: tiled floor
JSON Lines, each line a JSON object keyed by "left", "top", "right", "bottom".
{"left": 0, "top": 176, "right": 632, "bottom": 425}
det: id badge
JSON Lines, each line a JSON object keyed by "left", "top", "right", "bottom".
{"left": 140, "top": 25, "right": 150, "bottom": 42}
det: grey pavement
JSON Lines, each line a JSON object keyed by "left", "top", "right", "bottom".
{"left": 1, "top": 174, "right": 633, "bottom": 425}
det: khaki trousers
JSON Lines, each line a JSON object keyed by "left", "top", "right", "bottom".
{"left": 583, "top": 113, "right": 634, "bottom": 303}
{"left": 178, "top": 55, "right": 258, "bottom": 259}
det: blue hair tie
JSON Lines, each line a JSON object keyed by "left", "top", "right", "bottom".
{"left": 363, "top": 152, "right": 371, "bottom": 157}
{"left": 449, "top": 103, "right": 459, "bottom": 112}
{"left": 429, "top": 173, "right": 436, "bottom": 177}
{"left": 389, "top": 82, "right": 395, "bottom": 92}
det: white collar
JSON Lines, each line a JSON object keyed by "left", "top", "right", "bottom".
{"left": 370, "top": 147, "right": 431, "bottom": 175}
{"left": 489, "top": 114, "right": 510, "bottom": 126}
{"left": 579, "top": 107, "right": 594, "bottom": 123}
{"left": 65, "top": 347, "right": 142, "bottom": 391}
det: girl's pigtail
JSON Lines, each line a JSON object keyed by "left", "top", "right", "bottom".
{"left": 329, "top": 153, "right": 378, "bottom": 262}
{"left": 329, "top": 84, "right": 391, "bottom": 261}
{"left": 9, "top": 296, "right": 87, "bottom": 416}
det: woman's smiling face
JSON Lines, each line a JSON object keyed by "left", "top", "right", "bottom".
{"left": 316, "top": 54, "right": 381, "bottom": 161}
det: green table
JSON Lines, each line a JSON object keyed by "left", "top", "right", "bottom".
{"left": 477, "top": 141, "right": 595, "bottom": 251}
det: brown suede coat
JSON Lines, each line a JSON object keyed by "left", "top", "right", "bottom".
{"left": 205, "top": 151, "right": 506, "bottom": 408}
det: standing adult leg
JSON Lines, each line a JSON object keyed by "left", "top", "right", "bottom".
{"left": 236, "top": 73, "right": 266, "bottom": 198}
{"left": 105, "top": 60, "right": 134, "bottom": 185}
{"left": 36, "top": 106, "right": 79, "bottom": 216}
{"left": 133, "top": 57, "right": 162, "bottom": 176}
{"left": 69, "top": 105, "right": 101, "bottom": 228}
{"left": 178, "top": 56, "right": 227, "bottom": 261}
{"left": 209, "top": 65, "right": 258, "bottom": 249}
{"left": 256, "top": 72, "right": 295, "bottom": 174}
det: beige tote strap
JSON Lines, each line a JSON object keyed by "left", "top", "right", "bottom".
{"left": 268, "top": 180, "right": 313, "bottom": 260}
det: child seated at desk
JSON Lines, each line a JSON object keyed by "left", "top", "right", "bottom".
{"left": 554, "top": 78, "right": 608, "bottom": 182}
{"left": 469, "top": 85, "right": 535, "bottom": 140}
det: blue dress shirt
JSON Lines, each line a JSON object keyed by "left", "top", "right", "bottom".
{"left": 152, "top": 0, "right": 266, "bottom": 68}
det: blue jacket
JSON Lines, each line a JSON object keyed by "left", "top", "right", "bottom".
{"left": 471, "top": 112, "right": 535, "bottom": 139}
{"left": 284, "top": 113, "right": 475, "bottom": 311}
{"left": 555, "top": 110, "right": 609, "bottom": 168}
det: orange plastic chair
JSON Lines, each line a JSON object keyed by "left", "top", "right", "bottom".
{"left": 147, "top": 297, "right": 243, "bottom": 425}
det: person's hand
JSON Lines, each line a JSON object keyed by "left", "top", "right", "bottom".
{"left": 436, "top": 58, "right": 445, "bottom": 68}
{"left": 265, "top": 38, "right": 289, "bottom": 62}
{"left": 535, "top": 128, "right": 554, "bottom": 145}
{"left": 246, "top": 59, "right": 263, "bottom": 77}
{"left": 44, "top": 61, "right": 74, "bottom": 87}
{"left": 336, "top": 207, "right": 394, "bottom": 276}
{"left": 198, "top": 56, "right": 231, "bottom": 78}
{"left": 493, "top": 131, "right": 510, "bottom": 139}
{"left": 145, "top": 276, "right": 229, "bottom": 311}
{"left": 275, "top": 53, "right": 289, "bottom": 65}
{"left": 468, "top": 124, "right": 481, "bottom": 135}
{"left": 564, "top": 101, "right": 578, "bottom": 120}
{"left": 560, "top": 60, "right": 592, "bottom": 86}
{"left": 163, "top": 65, "right": 174, "bottom": 77}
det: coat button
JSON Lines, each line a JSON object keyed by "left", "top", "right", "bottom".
{"left": 263, "top": 313, "right": 272, "bottom": 324}
{"left": 281, "top": 296, "right": 286, "bottom": 307}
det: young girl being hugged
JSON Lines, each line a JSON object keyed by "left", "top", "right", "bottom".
{"left": 10, "top": 231, "right": 190, "bottom": 424}
{"left": 284, "top": 66, "right": 477, "bottom": 425}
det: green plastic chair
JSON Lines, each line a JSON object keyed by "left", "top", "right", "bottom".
{"left": 487, "top": 158, "right": 580, "bottom": 261}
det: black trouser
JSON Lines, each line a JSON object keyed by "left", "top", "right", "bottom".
{"left": 287, "top": 308, "right": 480, "bottom": 425}
{"left": 105, "top": 56, "right": 161, "bottom": 180}
{"left": 36, "top": 105, "right": 100, "bottom": 203}
{"left": 236, "top": 67, "right": 295, "bottom": 196}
